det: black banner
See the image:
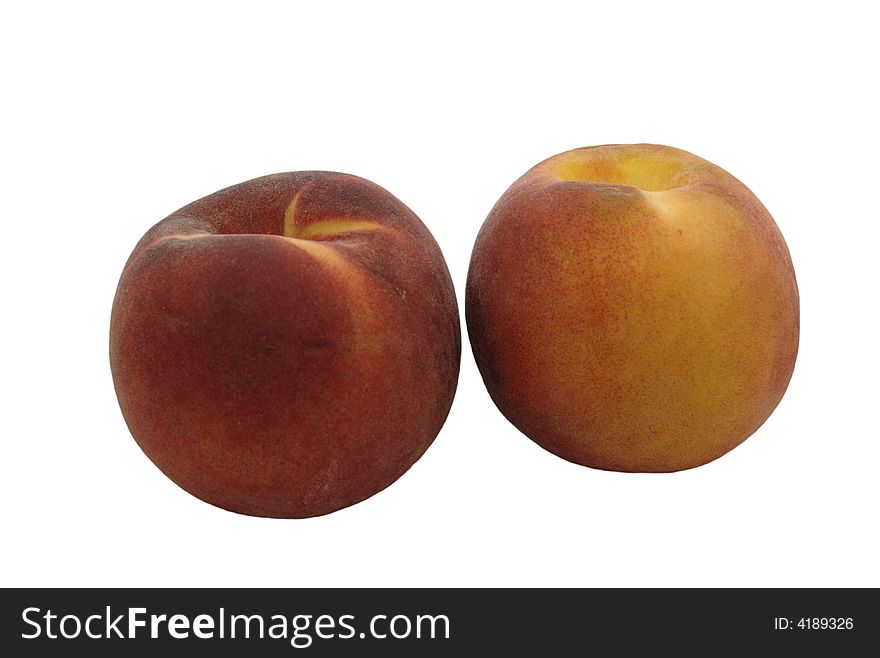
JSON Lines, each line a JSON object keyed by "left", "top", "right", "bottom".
{"left": 1, "top": 588, "right": 875, "bottom": 655}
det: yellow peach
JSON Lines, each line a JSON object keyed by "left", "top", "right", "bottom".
{"left": 466, "top": 144, "right": 799, "bottom": 472}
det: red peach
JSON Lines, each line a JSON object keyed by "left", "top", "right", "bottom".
{"left": 111, "top": 172, "right": 460, "bottom": 517}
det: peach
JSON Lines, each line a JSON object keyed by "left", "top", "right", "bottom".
{"left": 110, "top": 172, "right": 460, "bottom": 517}
{"left": 466, "top": 144, "right": 799, "bottom": 472}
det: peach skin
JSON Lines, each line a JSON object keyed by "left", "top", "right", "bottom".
{"left": 110, "top": 172, "right": 460, "bottom": 517}
{"left": 466, "top": 144, "right": 799, "bottom": 472}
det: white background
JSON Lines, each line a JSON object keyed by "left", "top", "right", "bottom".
{"left": 2, "top": 1, "right": 877, "bottom": 588}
